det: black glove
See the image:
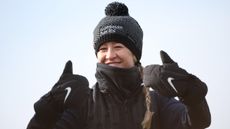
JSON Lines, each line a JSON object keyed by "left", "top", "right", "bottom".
{"left": 34, "top": 60, "right": 90, "bottom": 123}
{"left": 143, "top": 50, "right": 207, "bottom": 105}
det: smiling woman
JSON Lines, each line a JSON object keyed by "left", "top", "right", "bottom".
{"left": 26, "top": 1, "right": 211, "bottom": 129}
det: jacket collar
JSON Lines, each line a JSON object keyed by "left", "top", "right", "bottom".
{"left": 95, "top": 63, "right": 142, "bottom": 100}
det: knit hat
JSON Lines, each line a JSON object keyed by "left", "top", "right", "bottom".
{"left": 93, "top": 2, "right": 143, "bottom": 61}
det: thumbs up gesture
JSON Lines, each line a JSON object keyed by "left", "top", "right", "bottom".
{"left": 46, "top": 60, "right": 89, "bottom": 109}
{"left": 34, "top": 60, "right": 90, "bottom": 123}
{"left": 143, "top": 50, "right": 207, "bottom": 105}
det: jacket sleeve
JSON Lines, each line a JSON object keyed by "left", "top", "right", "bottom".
{"left": 157, "top": 95, "right": 190, "bottom": 129}
{"left": 156, "top": 92, "right": 211, "bottom": 129}
{"left": 27, "top": 105, "right": 87, "bottom": 129}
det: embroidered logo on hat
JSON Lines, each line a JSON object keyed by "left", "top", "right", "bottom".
{"left": 100, "top": 25, "right": 124, "bottom": 35}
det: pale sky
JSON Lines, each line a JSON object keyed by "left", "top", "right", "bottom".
{"left": 0, "top": 0, "right": 229, "bottom": 129}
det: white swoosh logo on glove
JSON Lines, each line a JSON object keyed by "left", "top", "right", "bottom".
{"left": 64, "top": 87, "right": 71, "bottom": 103}
{"left": 167, "top": 77, "right": 178, "bottom": 93}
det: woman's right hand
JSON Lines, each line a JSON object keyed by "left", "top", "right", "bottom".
{"left": 33, "top": 60, "right": 90, "bottom": 123}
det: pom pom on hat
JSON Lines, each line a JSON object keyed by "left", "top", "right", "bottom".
{"left": 93, "top": 2, "right": 143, "bottom": 62}
{"left": 105, "top": 2, "right": 129, "bottom": 16}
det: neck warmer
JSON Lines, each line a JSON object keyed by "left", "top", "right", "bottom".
{"left": 95, "top": 63, "right": 143, "bottom": 99}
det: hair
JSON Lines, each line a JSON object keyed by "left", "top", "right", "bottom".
{"left": 141, "top": 86, "right": 154, "bottom": 129}
{"left": 136, "top": 62, "right": 154, "bottom": 129}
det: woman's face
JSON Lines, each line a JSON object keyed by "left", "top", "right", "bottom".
{"left": 97, "top": 42, "right": 135, "bottom": 68}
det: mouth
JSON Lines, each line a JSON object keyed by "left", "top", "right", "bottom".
{"left": 105, "top": 62, "right": 121, "bottom": 66}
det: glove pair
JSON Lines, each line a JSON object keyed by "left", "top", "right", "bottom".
{"left": 34, "top": 61, "right": 90, "bottom": 123}
{"left": 143, "top": 51, "right": 207, "bottom": 105}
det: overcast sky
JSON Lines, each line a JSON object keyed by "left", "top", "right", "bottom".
{"left": 0, "top": 0, "right": 229, "bottom": 129}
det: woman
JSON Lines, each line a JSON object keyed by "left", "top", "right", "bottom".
{"left": 27, "top": 2, "right": 211, "bottom": 129}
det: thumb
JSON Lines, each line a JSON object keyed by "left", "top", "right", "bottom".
{"left": 160, "top": 50, "right": 175, "bottom": 64}
{"left": 62, "top": 60, "right": 73, "bottom": 75}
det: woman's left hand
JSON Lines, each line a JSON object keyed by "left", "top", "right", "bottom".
{"left": 143, "top": 50, "right": 207, "bottom": 105}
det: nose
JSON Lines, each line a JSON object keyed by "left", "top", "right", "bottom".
{"left": 106, "top": 47, "right": 116, "bottom": 60}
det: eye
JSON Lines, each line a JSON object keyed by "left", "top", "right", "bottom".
{"left": 98, "top": 46, "right": 108, "bottom": 52}
{"left": 114, "top": 44, "right": 125, "bottom": 49}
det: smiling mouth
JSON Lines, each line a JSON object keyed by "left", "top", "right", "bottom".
{"left": 106, "top": 62, "right": 121, "bottom": 66}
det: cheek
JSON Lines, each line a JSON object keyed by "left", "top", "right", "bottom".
{"left": 127, "top": 56, "right": 136, "bottom": 66}
{"left": 96, "top": 53, "right": 104, "bottom": 63}
{"left": 120, "top": 52, "right": 136, "bottom": 67}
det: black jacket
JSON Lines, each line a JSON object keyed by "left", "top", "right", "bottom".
{"left": 27, "top": 63, "right": 211, "bottom": 129}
